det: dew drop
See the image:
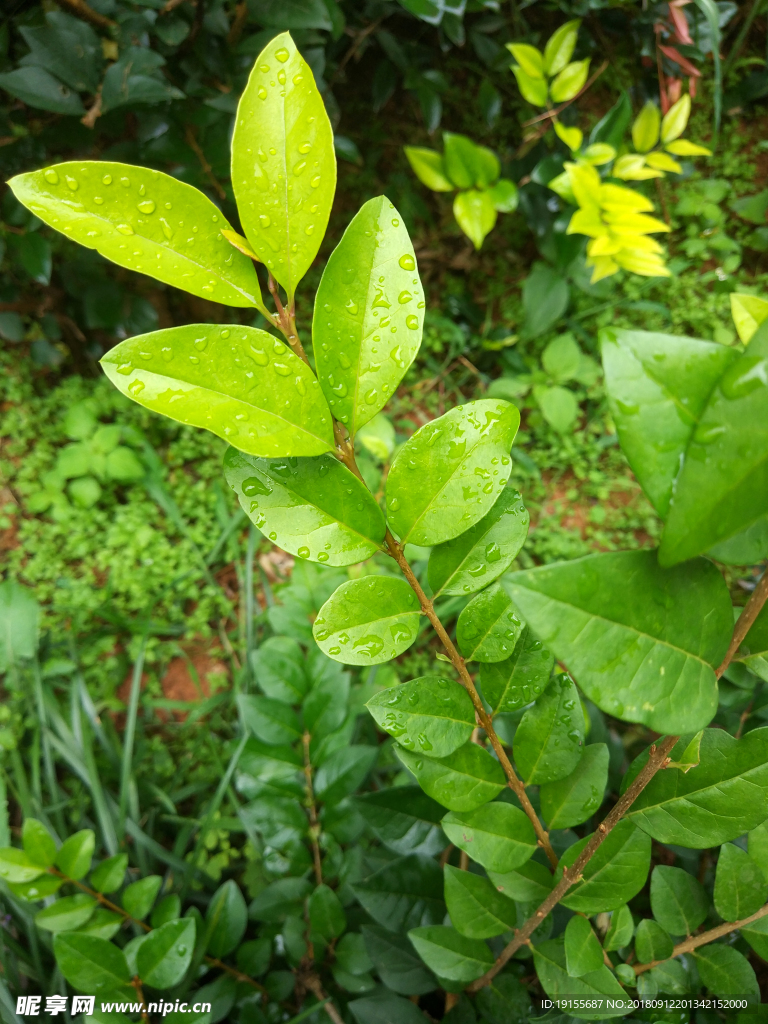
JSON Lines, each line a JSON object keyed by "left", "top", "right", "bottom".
{"left": 120, "top": 177, "right": 130, "bottom": 188}
{"left": 65, "top": 176, "right": 78, "bottom": 191}
{"left": 275, "top": 46, "right": 289, "bottom": 61}
{"left": 392, "top": 218, "right": 400, "bottom": 226}
{"left": 295, "top": 376, "right": 306, "bottom": 396}
{"left": 399, "top": 253, "right": 415, "bottom": 271}
{"left": 138, "top": 200, "right": 156, "bottom": 214}
{"left": 305, "top": 224, "right": 315, "bottom": 235}
{"left": 310, "top": 175, "right": 321, "bottom": 188}
{"left": 117, "top": 363, "right": 133, "bottom": 375}
{"left": 94, "top": 196, "right": 104, "bottom": 205}
{"left": 128, "top": 379, "right": 145, "bottom": 397}
{"left": 116, "top": 224, "right": 134, "bottom": 236}
{"left": 298, "top": 546, "right": 310, "bottom": 559}
{"left": 277, "top": 69, "right": 286, "bottom": 85}
{"left": 405, "top": 314, "right": 419, "bottom": 330}
{"left": 161, "top": 347, "right": 173, "bottom": 362}
{"left": 44, "top": 169, "right": 59, "bottom": 184}
{"left": 389, "top": 497, "right": 400, "bottom": 511}
{"left": 249, "top": 347, "right": 269, "bottom": 366}
{"left": 293, "top": 160, "right": 307, "bottom": 176}
{"left": 345, "top": 299, "right": 358, "bottom": 315}
{"left": 102, "top": 174, "right": 113, "bottom": 185}
{"left": 398, "top": 290, "right": 413, "bottom": 304}
{"left": 317, "top": 551, "right": 329, "bottom": 562}
{"left": 274, "top": 362, "right": 291, "bottom": 376}
{"left": 259, "top": 214, "right": 271, "bottom": 228}
{"left": 365, "top": 389, "right": 377, "bottom": 404}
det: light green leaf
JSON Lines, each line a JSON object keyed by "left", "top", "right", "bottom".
{"left": 123, "top": 875, "right": 162, "bottom": 921}
{"left": 404, "top": 147, "right": 454, "bottom": 192}
{"left": 453, "top": 189, "right": 497, "bottom": 250}
{"left": 355, "top": 787, "right": 446, "bottom": 858}
{"left": 558, "top": 820, "right": 652, "bottom": 913}
{"left": 0, "top": 848, "right": 47, "bottom": 884}
{"left": 540, "top": 743, "right": 609, "bottom": 829}
{"left": 231, "top": 32, "right": 335, "bottom": 297}
{"left": 77, "top": 908, "right": 124, "bottom": 941}
{"left": 386, "top": 400, "right": 519, "bottom": 547}
{"left": 441, "top": 802, "right": 536, "bottom": 873}
{"left": 731, "top": 292, "right": 768, "bottom": 344}
{"left": 35, "top": 894, "right": 97, "bottom": 933}
{"left": 428, "top": 484, "right": 529, "bottom": 598}
{"left": 488, "top": 861, "right": 554, "bottom": 904}
{"left": 366, "top": 677, "right": 475, "bottom": 758}
{"left": 358, "top": 413, "right": 396, "bottom": 462}
{"left": 713, "top": 844, "right": 768, "bottom": 922}
{"left": 632, "top": 102, "right": 661, "bottom": 153}
{"left": 53, "top": 933, "right": 131, "bottom": 994}
{"left": 627, "top": 728, "right": 768, "bottom": 847}
{"left": 313, "top": 195, "right": 423, "bottom": 434}
{"left": 478, "top": 625, "right": 553, "bottom": 715}
{"left": 542, "top": 333, "right": 581, "bottom": 383}
{"left": 238, "top": 694, "right": 302, "bottom": 744}
{"left": 151, "top": 895, "right": 180, "bottom": 929}
{"left": 635, "top": 919, "right": 673, "bottom": 963}
{"left": 550, "top": 60, "right": 590, "bottom": 103}
{"left": 487, "top": 178, "right": 519, "bottom": 213}
{"left": 353, "top": 855, "right": 445, "bottom": 932}
{"left": 23, "top": 819, "right": 57, "bottom": 868}
{"left": 603, "top": 905, "right": 634, "bottom": 951}
{"left": 660, "top": 94, "right": 691, "bottom": 143}
{"left": 205, "top": 880, "right": 247, "bottom": 958}
{"left": 543, "top": 20, "right": 581, "bottom": 76}
{"left": 511, "top": 66, "right": 548, "bottom": 107}
{"left": 507, "top": 550, "right": 731, "bottom": 734}
{"left": 56, "top": 830, "right": 94, "bottom": 881}
{"left": 443, "top": 133, "right": 499, "bottom": 189}
{"left": 137, "top": 918, "right": 195, "bottom": 989}
{"left": 507, "top": 43, "right": 545, "bottom": 78}
{"left": 395, "top": 743, "right": 506, "bottom": 812}
{"left": 249, "top": 636, "right": 309, "bottom": 704}
{"left": 313, "top": 576, "right": 420, "bottom": 665}
{"left": 532, "top": 939, "right": 627, "bottom": 1020}
{"left": 534, "top": 384, "right": 579, "bottom": 434}
{"left": 0, "top": 581, "right": 40, "bottom": 671}
{"left": 309, "top": 883, "right": 347, "bottom": 941}
{"left": 741, "top": 912, "right": 768, "bottom": 961}
{"left": 564, "top": 916, "right": 604, "bottom": 977}
{"left": 102, "top": 325, "right": 333, "bottom": 459}
{"left": 749, "top": 821, "right": 768, "bottom": 882}
{"left": 444, "top": 865, "right": 516, "bottom": 939}
{"left": 224, "top": 448, "right": 384, "bottom": 565}
{"left": 457, "top": 583, "right": 523, "bottom": 664}
{"left": 692, "top": 945, "right": 759, "bottom": 998}
{"left": 408, "top": 926, "right": 492, "bottom": 983}
{"left": 513, "top": 673, "right": 584, "bottom": 785}
{"left": 9, "top": 162, "right": 261, "bottom": 308}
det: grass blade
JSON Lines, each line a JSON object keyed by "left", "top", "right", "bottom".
{"left": 119, "top": 636, "right": 147, "bottom": 841}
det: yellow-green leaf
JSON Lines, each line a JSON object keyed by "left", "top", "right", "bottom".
{"left": 453, "top": 190, "right": 497, "bottom": 250}
{"left": 543, "top": 20, "right": 581, "bottom": 76}
{"left": 554, "top": 122, "right": 583, "bottom": 152}
{"left": 665, "top": 139, "right": 712, "bottom": 157}
{"left": 511, "top": 66, "right": 548, "bottom": 107}
{"left": 646, "top": 151, "right": 682, "bottom": 174}
{"left": 731, "top": 293, "right": 768, "bottom": 344}
{"left": 506, "top": 43, "right": 545, "bottom": 79}
{"left": 550, "top": 59, "right": 590, "bottom": 104}
{"left": 612, "top": 154, "right": 662, "bottom": 180}
{"left": 660, "top": 93, "right": 691, "bottom": 143}
{"left": 632, "top": 101, "right": 661, "bottom": 153}
{"left": 582, "top": 143, "right": 615, "bottom": 166}
{"left": 404, "top": 147, "right": 454, "bottom": 192}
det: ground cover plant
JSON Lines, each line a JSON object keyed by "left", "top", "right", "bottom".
{"left": 3, "top": 19, "right": 768, "bottom": 1023}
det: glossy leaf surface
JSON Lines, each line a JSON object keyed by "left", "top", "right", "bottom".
{"left": 441, "top": 802, "right": 537, "bottom": 873}
{"left": 650, "top": 865, "right": 708, "bottom": 935}
{"left": 427, "top": 484, "right": 528, "bottom": 597}
{"left": 362, "top": 924, "right": 437, "bottom": 995}
{"left": 634, "top": 919, "right": 673, "bottom": 963}
{"left": 532, "top": 940, "right": 626, "bottom": 1020}
{"left": 352, "top": 855, "right": 445, "bottom": 932}
{"left": 123, "top": 875, "right": 162, "bottom": 920}
{"left": 53, "top": 934, "right": 130, "bottom": 994}
{"left": 741, "top": 914, "right": 768, "bottom": 961}
{"left": 444, "top": 865, "right": 516, "bottom": 939}
{"left": 35, "top": 894, "right": 96, "bottom": 933}
{"left": 395, "top": 743, "right": 506, "bottom": 812}
{"left": 56, "top": 830, "right": 94, "bottom": 880}
{"left": 386, "top": 400, "right": 519, "bottom": 546}
{"left": 564, "top": 916, "right": 604, "bottom": 977}
{"left": 456, "top": 583, "right": 523, "bottom": 663}
{"left": 366, "top": 677, "right": 474, "bottom": 758}
{"left": 603, "top": 905, "right": 634, "bottom": 951}
{"left": 355, "top": 787, "right": 446, "bottom": 857}
{"left": 10, "top": 162, "right": 261, "bottom": 308}
{"left": 231, "top": 32, "right": 335, "bottom": 296}
{"left": 479, "top": 625, "right": 553, "bottom": 715}
{"left": 313, "top": 576, "right": 420, "bottom": 665}
{"left": 137, "top": 918, "right": 195, "bottom": 989}
{"left": 313, "top": 195, "right": 423, "bottom": 434}
{"left": 225, "top": 448, "right": 384, "bottom": 565}
{"left": 540, "top": 743, "right": 609, "bottom": 829}
{"left": 206, "top": 880, "right": 247, "bottom": 958}
{"left": 513, "top": 673, "right": 584, "bottom": 785}
{"left": 692, "top": 946, "right": 759, "bottom": 998}
{"left": 488, "top": 861, "right": 554, "bottom": 904}
{"left": 23, "top": 819, "right": 56, "bottom": 867}
{"left": 103, "top": 325, "right": 333, "bottom": 458}
{"left": 713, "top": 843, "right": 767, "bottom": 922}
{"left": 558, "top": 820, "right": 652, "bottom": 912}
{"left": 408, "top": 926, "right": 493, "bottom": 983}
{"left": 507, "top": 550, "right": 731, "bottom": 733}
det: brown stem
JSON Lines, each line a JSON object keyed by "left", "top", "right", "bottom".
{"left": 384, "top": 530, "right": 558, "bottom": 870}
{"left": 81, "top": 87, "right": 103, "bottom": 130}
{"left": 268, "top": 274, "right": 310, "bottom": 365}
{"left": 302, "top": 732, "right": 324, "bottom": 886}
{"left": 716, "top": 570, "right": 768, "bottom": 679}
{"left": 304, "top": 975, "right": 345, "bottom": 1024}
{"left": 466, "top": 734, "right": 679, "bottom": 992}
{"left": 53, "top": 0, "right": 115, "bottom": 29}
{"left": 634, "top": 901, "right": 768, "bottom": 975}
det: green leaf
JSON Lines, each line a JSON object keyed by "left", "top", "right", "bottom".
{"left": 231, "top": 32, "right": 335, "bottom": 297}
{"left": 205, "top": 879, "right": 247, "bottom": 958}
{"left": 635, "top": 919, "right": 673, "bottom": 963}
{"left": 314, "top": 745, "right": 377, "bottom": 804}
{"left": 335, "top": 933, "right": 373, "bottom": 977}
{"left": 513, "top": 673, "right": 584, "bottom": 785}
{"left": 507, "top": 550, "right": 731, "bottom": 733}
{"left": 355, "top": 786, "right": 446, "bottom": 857}
{"left": 404, "top": 147, "right": 454, "bottom": 192}
{"left": 603, "top": 905, "right": 634, "bottom": 951}
{"left": 353, "top": 855, "right": 445, "bottom": 932}
{"left": 457, "top": 583, "right": 523, "bottom": 663}
{"left": 366, "top": 676, "right": 475, "bottom": 758}
{"left": 151, "top": 895, "right": 181, "bottom": 928}
{"left": 313, "top": 195, "right": 424, "bottom": 434}
{"left": 736, "top": 603, "right": 768, "bottom": 680}
{"left": 441, "top": 802, "right": 536, "bottom": 873}
{"left": 479, "top": 626, "right": 553, "bottom": 715}
{"left": 713, "top": 844, "right": 768, "bottom": 922}
{"left": 511, "top": 66, "right": 548, "bottom": 107}
{"left": 488, "top": 860, "right": 554, "bottom": 904}
{"left": 309, "top": 883, "right": 347, "bottom": 941}
{"left": 77, "top": 908, "right": 124, "bottom": 941}
{"left": 564, "top": 916, "right": 604, "bottom": 977}
{"left": 428, "top": 484, "right": 529, "bottom": 598}
{"left": 8, "top": 874, "right": 63, "bottom": 900}
{"left": 532, "top": 939, "right": 627, "bottom": 1020}
{"left": 53, "top": 933, "right": 131, "bottom": 994}
{"left": 55, "top": 829, "right": 94, "bottom": 880}
{"left": 649, "top": 958, "right": 688, "bottom": 995}
{"left": 534, "top": 385, "right": 579, "bottom": 434}
{"left": 0, "top": 581, "right": 40, "bottom": 671}
{"left": 543, "top": 19, "right": 581, "bottom": 75}
{"left": 650, "top": 865, "right": 708, "bottom": 935}
{"left": 362, "top": 924, "right": 437, "bottom": 995}
{"left": 313, "top": 577, "right": 420, "bottom": 665}
{"left": 225, "top": 449, "right": 384, "bottom": 567}
{"left": 408, "top": 925, "right": 493, "bottom": 983}
{"left": 395, "top": 743, "right": 506, "bottom": 812}
{"left": 627, "top": 728, "right": 768, "bottom": 847}
{"left": 249, "top": 877, "right": 312, "bottom": 922}
{"left": 249, "top": 636, "right": 309, "bottom": 704}
{"left": 102, "top": 325, "right": 333, "bottom": 459}
{"left": 507, "top": 44, "right": 545, "bottom": 79}
{"left": 349, "top": 991, "right": 428, "bottom": 1024}
{"left": 558, "top": 820, "right": 652, "bottom": 913}
{"left": 692, "top": 945, "right": 759, "bottom": 998}
{"left": 540, "top": 743, "right": 609, "bottom": 829}
{"left": 122, "top": 875, "right": 162, "bottom": 920}
{"left": 386, "top": 400, "right": 519, "bottom": 547}
{"left": 522, "top": 263, "right": 570, "bottom": 341}
{"left": 9, "top": 162, "right": 261, "bottom": 308}
{"left": 632, "top": 102, "right": 661, "bottom": 153}
{"left": 453, "top": 190, "right": 497, "bottom": 250}
{"left": 749, "top": 821, "right": 768, "bottom": 882}
{"left": 444, "top": 865, "right": 516, "bottom": 939}
{"left": 741, "top": 912, "right": 768, "bottom": 961}
{"left": 22, "top": 818, "right": 57, "bottom": 868}
{"left": 550, "top": 60, "right": 590, "bottom": 103}
{"left": 488, "top": 179, "right": 519, "bottom": 214}
{"left": 137, "top": 918, "right": 196, "bottom": 989}
{"left": 303, "top": 667, "right": 351, "bottom": 738}
{"left": 443, "top": 133, "right": 499, "bottom": 189}
{"left": 0, "top": 67, "right": 85, "bottom": 115}
{"left": 35, "top": 894, "right": 97, "bottom": 933}
{"left": 238, "top": 694, "right": 302, "bottom": 744}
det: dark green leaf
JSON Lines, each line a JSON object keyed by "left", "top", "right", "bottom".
{"left": 122, "top": 875, "right": 162, "bottom": 921}
{"left": 395, "top": 742, "right": 506, "bottom": 811}
{"left": 35, "top": 894, "right": 97, "bottom": 933}
{"left": 603, "top": 905, "right": 634, "bottom": 951}
{"left": 238, "top": 694, "right": 302, "bottom": 744}
{"left": 475, "top": 973, "right": 531, "bottom": 1024}
{"left": 444, "top": 865, "right": 516, "bottom": 938}
{"left": 540, "top": 744, "right": 609, "bottom": 829}
{"left": 314, "top": 745, "right": 377, "bottom": 804}
{"left": 335, "top": 933, "right": 374, "bottom": 976}
{"left": 361, "top": 924, "right": 437, "bottom": 995}
{"left": 692, "top": 945, "right": 759, "bottom": 998}
{"left": 749, "top": 821, "right": 768, "bottom": 882}
{"left": 564, "top": 916, "right": 605, "bottom": 977}
{"left": 309, "top": 883, "right": 346, "bottom": 941}
{"left": 479, "top": 626, "right": 553, "bottom": 715}
{"left": 457, "top": 583, "right": 523, "bottom": 663}
{"left": 651, "top": 866, "right": 706, "bottom": 935}
{"left": 532, "top": 939, "right": 627, "bottom": 1020}
{"left": 650, "top": 958, "right": 689, "bottom": 995}
{"left": 55, "top": 830, "right": 94, "bottom": 881}
{"left": 137, "top": 918, "right": 195, "bottom": 989}
{"left": 488, "top": 860, "right": 554, "bottom": 904}
{"left": 22, "top": 818, "right": 56, "bottom": 868}
{"left": 355, "top": 787, "right": 446, "bottom": 856}
{"left": 151, "top": 894, "right": 180, "bottom": 928}
{"left": 713, "top": 844, "right": 768, "bottom": 922}
{"left": 508, "top": 551, "right": 731, "bottom": 733}
{"left": 237, "top": 937, "right": 271, "bottom": 977}
{"left": 302, "top": 669, "right": 350, "bottom": 739}
{"left": 314, "top": 576, "right": 420, "bottom": 665}
{"left": 240, "top": 795, "right": 306, "bottom": 847}
{"left": 522, "top": 264, "right": 570, "bottom": 341}
{"left": 741, "top": 912, "right": 768, "bottom": 961}
{"left": 558, "top": 820, "right": 652, "bottom": 913}
{"left": 53, "top": 933, "right": 131, "bottom": 993}
{"left": 353, "top": 854, "right": 445, "bottom": 932}
{"left": 736, "top": 603, "right": 768, "bottom": 681}
{"left": 206, "top": 880, "right": 247, "bottom": 958}
{"left": 249, "top": 636, "right": 309, "bottom": 703}
{"left": 90, "top": 853, "right": 128, "bottom": 894}
{"left": 408, "top": 925, "right": 493, "bottom": 982}
{"left": 225, "top": 449, "right": 385, "bottom": 566}
{"left": 441, "top": 802, "right": 536, "bottom": 873}
{"left": 366, "top": 676, "right": 474, "bottom": 757}
{"left": 248, "top": 878, "right": 312, "bottom": 923}
{"left": 513, "top": 673, "right": 584, "bottom": 785}
{"left": 349, "top": 991, "right": 428, "bottom": 1024}
{"left": 19, "top": 12, "right": 101, "bottom": 92}
{"left": 0, "top": 67, "right": 85, "bottom": 115}
{"left": 634, "top": 919, "right": 673, "bottom": 963}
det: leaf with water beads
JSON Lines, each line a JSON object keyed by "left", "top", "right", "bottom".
{"left": 9, "top": 161, "right": 262, "bottom": 308}
{"left": 456, "top": 582, "right": 523, "bottom": 663}
{"left": 102, "top": 324, "right": 334, "bottom": 458}
{"left": 313, "top": 576, "right": 420, "bottom": 665}
{"left": 479, "top": 625, "right": 554, "bottom": 715}
{"left": 385, "top": 399, "right": 520, "bottom": 547}
{"left": 231, "top": 32, "right": 336, "bottom": 298}
{"left": 394, "top": 742, "right": 506, "bottom": 812}
{"left": 224, "top": 448, "right": 385, "bottom": 566}
{"left": 366, "top": 677, "right": 475, "bottom": 758}
{"left": 513, "top": 673, "right": 584, "bottom": 785}
{"left": 313, "top": 195, "right": 424, "bottom": 435}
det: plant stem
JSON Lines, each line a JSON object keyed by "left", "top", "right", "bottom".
{"left": 302, "top": 732, "right": 324, "bottom": 886}
{"left": 384, "top": 529, "right": 559, "bottom": 869}
{"left": 467, "top": 734, "right": 679, "bottom": 991}
{"left": 716, "top": 569, "right": 768, "bottom": 679}
{"left": 634, "top": 901, "right": 768, "bottom": 975}
{"left": 269, "top": 274, "right": 309, "bottom": 364}
{"left": 304, "top": 975, "right": 345, "bottom": 1024}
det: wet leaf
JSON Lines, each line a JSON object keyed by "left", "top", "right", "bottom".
{"left": 558, "top": 820, "right": 652, "bottom": 913}
{"left": 539, "top": 743, "right": 609, "bottom": 829}
{"left": 35, "top": 894, "right": 97, "bottom": 933}
{"left": 355, "top": 787, "right": 446, "bottom": 857}
{"left": 395, "top": 742, "right": 505, "bottom": 812}
{"left": 456, "top": 583, "right": 523, "bottom": 663}
{"left": 137, "top": 918, "right": 195, "bottom": 989}
{"left": 441, "top": 802, "right": 537, "bottom": 873}
{"left": 366, "top": 676, "right": 475, "bottom": 758}
{"left": 513, "top": 673, "right": 584, "bottom": 785}
{"left": 479, "top": 625, "right": 554, "bottom": 715}
{"left": 313, "top": 576, "right": 420, "bottom": 665}
{"left": 444, "top": 865, "right": 516, "bottom": 939}
{"left": 53, "top": 934, "right": 131, "bottom": 994}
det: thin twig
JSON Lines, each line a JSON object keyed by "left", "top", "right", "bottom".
{"left": 521, "top": 61, "right": 609, "bottom": 127}
{"left": 81, "top": 87, "right": 103, "bottom": 130}
{"left": 302, "top": 732, "right": 324, "bottom": 886}
{"left": 53, "top": 0, "right": 115, "bottom": 29}
{"left": 716, "top": 570, "right": 768, "bottom": 678}
{"left": 328, "top": 19, "right": 385, "bottom": 86}
{"left": 304, "top": 976, "right": 345, "bottom": 1024}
